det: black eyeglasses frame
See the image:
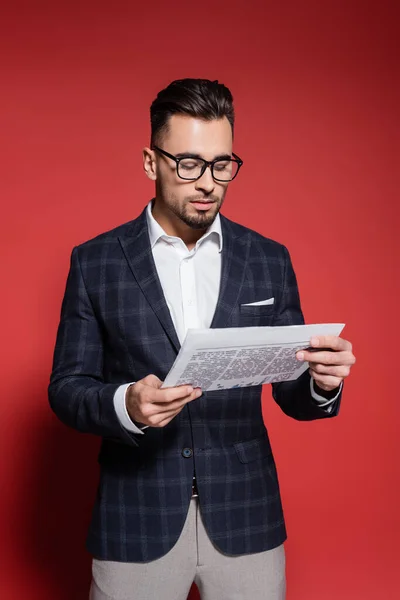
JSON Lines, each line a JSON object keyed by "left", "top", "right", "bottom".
{"left": 151, "top": 145, "right": 243, "bottom": 182}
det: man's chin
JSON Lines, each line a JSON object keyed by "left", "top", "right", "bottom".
{"left": 182, "top": 202, "right": 220, "bottom": 229}
{"left": 183, "top": 212, "right": 218, "bottom": 230}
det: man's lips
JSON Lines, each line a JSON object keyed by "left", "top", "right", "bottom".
{"left": 190, "top": 200, "right": 216, "bottom": 211}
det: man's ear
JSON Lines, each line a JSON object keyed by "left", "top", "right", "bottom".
{"left": 143, "top": 147, "right": 157, "bottom": 180}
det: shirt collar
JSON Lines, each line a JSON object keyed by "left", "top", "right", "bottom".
{"left": 146, "top": 199, "right": 223, "bottom": 253}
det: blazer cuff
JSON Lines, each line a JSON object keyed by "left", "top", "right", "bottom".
{"left": 310, "top": 378, "right": 343, "bottom": 412}
{"left": 113, "top": 383, "right": 147, "bottom": 434}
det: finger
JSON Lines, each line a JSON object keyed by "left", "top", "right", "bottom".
{"left": 142, "top": 374, "right": 163, "bottom": 388}
{"left": 151, "top": 390, "right": 202, "bottom": 413}
{"left": 310, "top": 371, "right": 343, "bottom": 390}
{"left": 309, "top": 363, "right": 351, "bottom": 378}
{"left": 146, "top": 387, "right": 203, "bottom": 426}
{"left": 309, "top": 335, "right": 352, "bottom": 352}
{"left": 147, "top": 407, "right": 185, "bottom": 428}
{"left": 150, "top": 384, "right": 197, "bottom": 404}
{"left": 298, "top": 350, "right": 354, "bottom": 365}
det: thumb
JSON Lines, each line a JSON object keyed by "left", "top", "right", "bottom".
{"left": 143, "top": 374, "right": 163, "bottom": 389}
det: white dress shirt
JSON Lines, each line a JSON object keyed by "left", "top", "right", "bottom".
{"left": 114, "top": 201, "right": 340, "bottom": 433}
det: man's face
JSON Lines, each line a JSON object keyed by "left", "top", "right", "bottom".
{"left": 145, "top": 114, "right": 233, "bottom": 230}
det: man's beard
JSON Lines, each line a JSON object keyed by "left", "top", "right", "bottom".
{"left": 168, "top": 193, "right": 225, "bottom": 230}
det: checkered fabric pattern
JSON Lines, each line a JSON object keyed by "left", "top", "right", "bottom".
{"left": 48, "top": 204, "right": 342, "bottom": 561}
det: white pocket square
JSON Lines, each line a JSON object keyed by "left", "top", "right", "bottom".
{"left": 241, "top": 297, "right": 274, "bottom": 307}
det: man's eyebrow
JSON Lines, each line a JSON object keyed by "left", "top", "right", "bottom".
{"left": 175, "top": 152, "right": 232, "bottom": 161}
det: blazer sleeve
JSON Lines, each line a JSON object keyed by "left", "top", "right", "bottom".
{"left": 271, "top": 245, "right": 343, "bottom": 420}
{"left": 48, "top": 246, "right": 139, "bottom": 446}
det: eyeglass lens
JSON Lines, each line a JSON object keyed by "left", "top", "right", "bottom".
{"left": 178, "top": 158, "right": 239, "bottom": 181}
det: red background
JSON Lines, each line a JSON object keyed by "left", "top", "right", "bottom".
{"left": 0, "top": 1, "right": 398, "bottom": 598}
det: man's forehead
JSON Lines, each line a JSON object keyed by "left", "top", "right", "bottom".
{"left": 166, "top": 114, "right": 231, "bottom": 139}
{"left": 163, "top": 114, "right": 232, "bottom": 154}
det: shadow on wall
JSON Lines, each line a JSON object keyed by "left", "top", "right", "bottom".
{"left": 16, "top": 405, "right": 201, "bottom": 599}
{"left": 20, "top": 413, "right": 100, "bottom": 599}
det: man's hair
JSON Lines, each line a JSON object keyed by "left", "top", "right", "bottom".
{"left": 150, "top": 78, "right": 235, "bottom": 147}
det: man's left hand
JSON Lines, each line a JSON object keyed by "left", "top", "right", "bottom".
{"left": 296, "top": 336, "right": 356, "bottom": 392}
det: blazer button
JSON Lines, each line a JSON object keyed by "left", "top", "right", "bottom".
{"left": 182, "top": 447, "right": 193, "bottom": 458}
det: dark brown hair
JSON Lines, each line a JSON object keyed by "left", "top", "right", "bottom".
{"left": 150, "top": 78, "right": 235, "bottom": 146}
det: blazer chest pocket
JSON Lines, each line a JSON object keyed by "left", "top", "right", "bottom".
{"left": 239, "top": 303, "right": 275, "bottom": 327}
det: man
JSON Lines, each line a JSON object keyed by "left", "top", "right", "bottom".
{"left": 49, "top": 78, "right": 356, "bottom": 600}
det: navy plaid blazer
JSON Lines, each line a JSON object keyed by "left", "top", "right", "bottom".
{"left": 48, "top": 204, "right": 342, "bottom": 562}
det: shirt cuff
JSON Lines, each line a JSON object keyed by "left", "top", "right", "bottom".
{"left": 310, "top": 378, "right": 343, "bottom": 413}
{"left": 113, "top": 383, "right": 147, "bottom": 434}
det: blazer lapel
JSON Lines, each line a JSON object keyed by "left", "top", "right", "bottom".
{"left": 210, "top": 215, "right": 251, "bottom": 329}
{"left": 118, "top": 208, "right": 251, "bottom": 353}
{"left": 118, "top": 208, "right": 181, "bottom": 353}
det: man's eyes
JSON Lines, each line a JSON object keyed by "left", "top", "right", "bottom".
{"left": 180, "top": 160, "right": 231, "bottom": 169}
{"left": 214, "top": 162, "right": 230, "bottom": 171}
{"left": 180, "top": 162, "right": 199, "bottom": 170}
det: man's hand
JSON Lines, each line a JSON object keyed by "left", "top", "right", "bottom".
{"left": 296, "top": 335, "right": 356, "bottom": 392}
{"left": 126, "top": 375, "right": 202, "bottom": 428}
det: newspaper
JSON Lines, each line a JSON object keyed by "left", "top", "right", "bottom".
{"left": 161, "top": 323, "right": 345, "bottom": 391}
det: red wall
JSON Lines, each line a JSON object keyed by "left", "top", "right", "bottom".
{"left": 1, "top": 1, "right": 398, "bottom": 598}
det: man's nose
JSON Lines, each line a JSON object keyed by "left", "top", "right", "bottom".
{"left": 195, "top": 166, "right": 215, "bottom": 192}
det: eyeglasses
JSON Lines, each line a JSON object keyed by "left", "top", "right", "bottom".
{"left": 152, "top": 145, "right": 243, "bottom": 182}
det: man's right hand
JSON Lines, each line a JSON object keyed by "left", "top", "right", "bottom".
{"left": 125, "top": 374, "right": 202, "bottom": 428}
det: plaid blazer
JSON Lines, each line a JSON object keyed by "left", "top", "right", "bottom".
{"left": 48, "top": 204, "right": 342, "bottom": 562}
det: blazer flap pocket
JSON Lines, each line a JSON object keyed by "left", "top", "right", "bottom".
{"left": 233, "top": 435, "right": 272, "bottom": 464}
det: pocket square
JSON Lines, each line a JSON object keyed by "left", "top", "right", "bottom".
{"left": 241, "top": 297, "right": 274, "bottom": 307}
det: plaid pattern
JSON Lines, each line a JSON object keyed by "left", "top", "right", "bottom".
{"left": 48, "top": 204, "right": 342, "bottom": 561}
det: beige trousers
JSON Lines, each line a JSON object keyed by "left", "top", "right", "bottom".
{"left": 89, "top": 497, "right": 286, "bottom": 600}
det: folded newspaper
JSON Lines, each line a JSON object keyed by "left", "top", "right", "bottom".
{"left": 161, "top": 323, "right": 345, "bottom": 391}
